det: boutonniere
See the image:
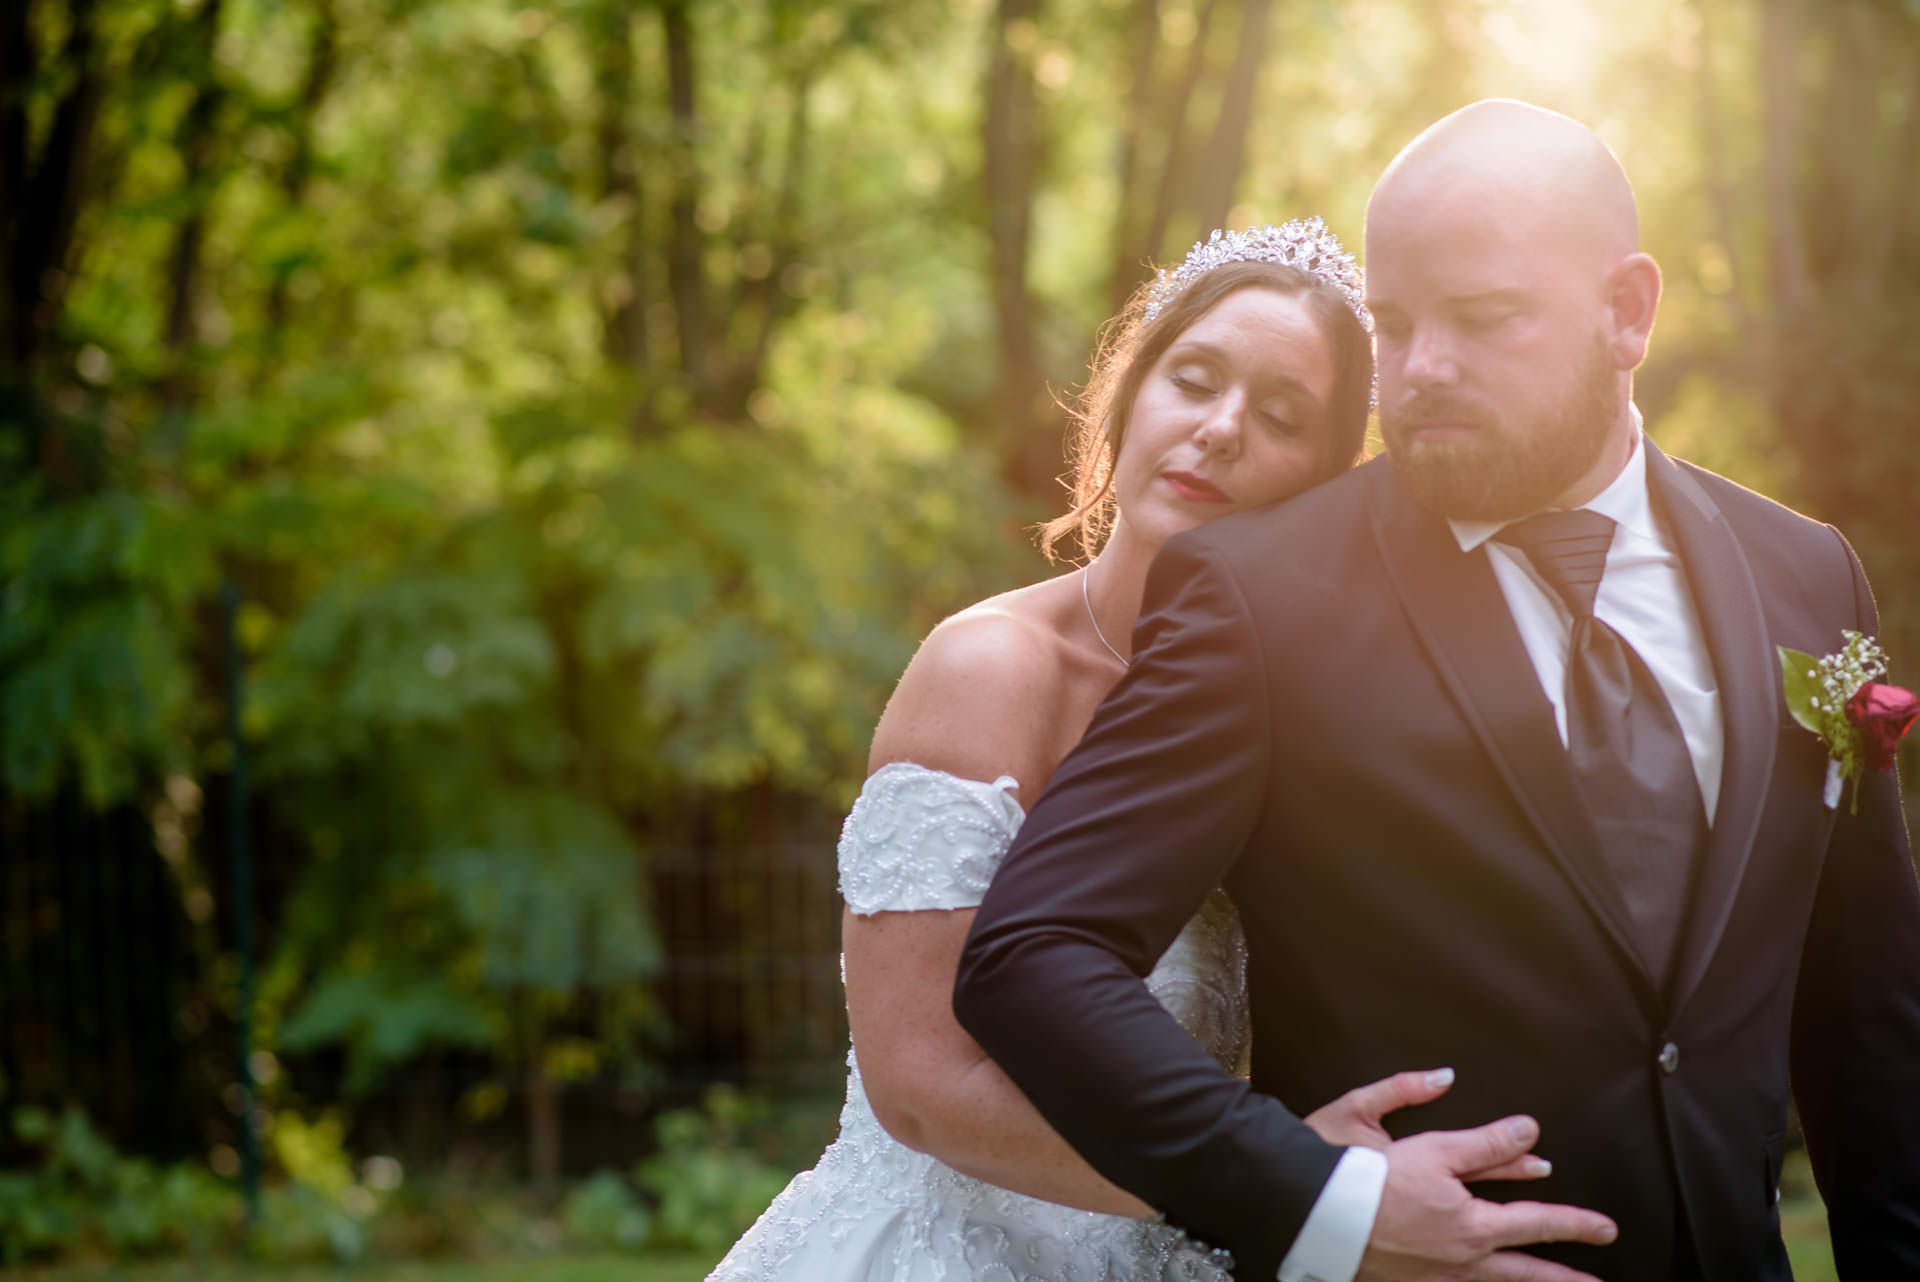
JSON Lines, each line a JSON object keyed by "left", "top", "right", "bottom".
{"left": 1778, "top": 631, "right": 1918, "bottom": 814}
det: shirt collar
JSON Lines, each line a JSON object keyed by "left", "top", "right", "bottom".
{"left": 1448, "top": 405, "right": 1652, "bottom": 553}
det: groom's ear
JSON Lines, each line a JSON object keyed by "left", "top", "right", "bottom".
{"left": 1603, "top": 252, "right": 1662, "bottom": 371}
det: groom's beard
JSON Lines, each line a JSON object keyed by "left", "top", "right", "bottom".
{"left": 1382, "top": 334, "right": 1621, "bottom": 523}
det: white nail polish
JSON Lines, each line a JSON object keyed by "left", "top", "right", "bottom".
{"left": 1426, "top": 1067, "right": 1455, "bottom": 1090}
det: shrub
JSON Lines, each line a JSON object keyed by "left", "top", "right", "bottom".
{"left": 560, "top": 1169, "right": 652, "bottom": 1251}
{"left": 0, "top": 1105, "right": 232, "bottom": 1264}
{"left": 635, "top": 1086, "right": 793, "bottom": 1253}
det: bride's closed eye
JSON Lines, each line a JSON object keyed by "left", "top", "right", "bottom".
{"left": 1254, "top": 404, "right": 1302, "bottom": 435}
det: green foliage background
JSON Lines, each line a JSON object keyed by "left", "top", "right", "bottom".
{"left": 3, "top": 0, "right": 1916, "bottom": 1213}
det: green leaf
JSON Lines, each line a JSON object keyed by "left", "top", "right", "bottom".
{"left": 278, "top": 966, "right": 498, "bottom": 1096}
{"left": 1778, "top": 646, "right": 1826, "bottom": 737}
{"left": 425, "top": 787, "right": 660, "bottom": 993}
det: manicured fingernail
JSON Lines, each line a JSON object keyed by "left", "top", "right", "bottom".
{"left": 1525, "top": 1156, "right": 1551, "bottom": 1177}
{"left": 1427, "top": 1067, "right": 1455, "bottom": 1090}
{"left": 1507, "top": 1117, "right": 1535, "bottom": 1143}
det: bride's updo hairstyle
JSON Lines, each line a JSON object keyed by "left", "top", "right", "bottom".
{"left": 1041, "top": 222, "right": 1374, "bottom": 562}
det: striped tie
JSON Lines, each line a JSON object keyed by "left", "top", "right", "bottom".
{"left": 1496, "top": 509, "right": 1704, "bottom": 983}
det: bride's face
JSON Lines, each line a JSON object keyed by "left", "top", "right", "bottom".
{"left": 1112, "top": 286, "right": 1338, "bottom": 550}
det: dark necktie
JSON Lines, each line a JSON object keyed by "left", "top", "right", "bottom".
{"left": 1497, "top": 509, "right": 1704, "bottom": 983}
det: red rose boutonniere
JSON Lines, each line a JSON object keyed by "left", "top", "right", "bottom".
{"left": 1779, "top": 631, "right": 1918, "bottom": 814}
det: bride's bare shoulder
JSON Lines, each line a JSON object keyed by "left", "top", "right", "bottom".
{"left": 867, "top": 579, "right": 1077, "bottom": 792}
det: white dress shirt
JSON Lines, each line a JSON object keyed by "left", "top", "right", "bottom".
{"left": 1275, "top": 411, "right": 1725, "bottom": 1281}
{"left": 1276, "top": 1146, "right": 1388, "bottom": 1282}
{"left": 1447, "top": 413, "right": 1725, "bottom": 821}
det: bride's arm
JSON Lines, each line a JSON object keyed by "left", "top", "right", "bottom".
{"left": 848, "top": 607, "right": 1157, "bottom": 1215}
{"left": 846, "top": 904, "right": 1158, "bottom": 1216}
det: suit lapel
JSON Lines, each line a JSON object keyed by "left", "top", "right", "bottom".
{"left": 1644, "top": 442, "right": 1777, "bottom": 1017}
{"left": 1369, "top": 464, "right": 1661, "bottom": 1009}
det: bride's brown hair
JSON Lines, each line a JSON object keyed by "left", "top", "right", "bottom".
{"left": 1039, "top": 260, "right": 1374, "bottom": 562}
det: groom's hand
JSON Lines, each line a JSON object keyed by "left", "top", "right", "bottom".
{"left": 1355, "top": 1116, "right": 1617, "bottom": 1282}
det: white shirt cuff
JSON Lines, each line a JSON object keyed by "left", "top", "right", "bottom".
{"left": 1275, "top": 1146, "right": 1388, "bottom": 1282}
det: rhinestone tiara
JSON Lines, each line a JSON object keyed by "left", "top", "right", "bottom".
{"left": 1141, "top": 217, "right": 1369, "bottom": 329}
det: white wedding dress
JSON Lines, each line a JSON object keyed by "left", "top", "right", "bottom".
{"left": 706, "top": 762, "right": 1250, "bottom": 1282}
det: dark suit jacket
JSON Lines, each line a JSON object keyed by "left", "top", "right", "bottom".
{"left": 954, "top": 442, "right": 1920, "bottom": 1282}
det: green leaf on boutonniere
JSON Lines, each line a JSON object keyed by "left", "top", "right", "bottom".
{"left": 1778, "top": 646, "right": 1827, "bottom": 737}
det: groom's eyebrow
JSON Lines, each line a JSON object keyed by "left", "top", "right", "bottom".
{"left": 1366, "top": 289, "right": 1530, "bottom": 325}
{"left": 1448, "top": 288, "right": 1530, "bottom": 309}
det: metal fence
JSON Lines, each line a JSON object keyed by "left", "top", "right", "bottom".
{"left": 0, "top": 795, "right": 853, "bottom": 1166}
{"left": 0, "top": 796, "right": 199, "bottom": 1162}
{"left": 651, "top": 839, "right": 849, "bottom": 1096}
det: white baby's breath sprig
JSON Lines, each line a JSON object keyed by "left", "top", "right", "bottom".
{"left": 1779, "top": 630, "right": 1893, "bottom": 814}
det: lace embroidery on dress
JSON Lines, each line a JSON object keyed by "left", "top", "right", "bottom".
{"left": 707, "top": 762, "right": 1248, "bottom": 1282}
{"left": 837, "top": 762, "right": 1025, "bottom": 915}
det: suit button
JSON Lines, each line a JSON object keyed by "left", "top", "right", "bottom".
{"left": 1658, "top": 1041, "right": 1680, "bottom": 1074}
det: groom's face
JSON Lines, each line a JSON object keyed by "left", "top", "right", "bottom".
{"left": 1366, "top": 196, "right": 1621, "bottom": 522}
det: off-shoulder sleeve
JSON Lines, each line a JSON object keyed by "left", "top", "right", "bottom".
{"left": 837, "top": 763, "right": 1026, "bottom": 915}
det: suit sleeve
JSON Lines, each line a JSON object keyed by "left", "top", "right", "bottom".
{"left": 1789, "top": 527, "right": 1920, "bottom": 1277}
{"left": 954, "top": 531, "right": 1342, "bottom": 1280}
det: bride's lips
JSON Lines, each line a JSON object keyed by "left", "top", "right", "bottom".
{"left": 1162, "top": 470, "right": 1232, "bottom": 504}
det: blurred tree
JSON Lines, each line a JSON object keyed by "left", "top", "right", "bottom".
{"left": 1678, "top": 0, "right": 1920, "bottom": 664}
{"left": 3, "top": 0, "right": 1030, "bottom": 1180}
{"left": 1103, "top": 0, "right": 1277, "bottom": 313}
{"left": 1, "top": 0, "right": 102, "bottom": 388}
{"left": 984, "top": 0, "right": 1047, "bottom": 478}
{"left": 2, "top": 0, "right": 1913, "bottom": 1188}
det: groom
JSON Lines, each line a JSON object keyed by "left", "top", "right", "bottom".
{"left": 954, "top": 100, "right": 1920, "bottom": 1282}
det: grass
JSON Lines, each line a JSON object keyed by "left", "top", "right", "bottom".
{"left": 12, "top": 1233, "right": 1842, "bottom": 1282}
{"left": 1780, "top": 1150, "right": 1839, "bottom": 1282}
{"left": 17, "top": 1234, "right": 1840, "bottom": 1282}
{"left": 17, "top": 1151, "right": 1839, "bottom": 1282}
{"left": 18, "top": 1253, "right": 721, "bottom": 1282}
{"left": 1785, "top": 1237, "right": 1839, "bottom": 1282}
{"left": 16, "top": 1228, "right": 1838, "bottom": 1282}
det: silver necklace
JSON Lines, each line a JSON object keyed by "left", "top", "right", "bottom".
{"left": 1082, "top": 566, "right": 1128, "bottom": 667}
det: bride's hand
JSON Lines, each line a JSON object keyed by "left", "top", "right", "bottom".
{"left": 1303, "top": 1069, "right": 1553, "bottom": 1182}
{"left": 1304, "top": 1068, "right": 1454, "bottom": 1150}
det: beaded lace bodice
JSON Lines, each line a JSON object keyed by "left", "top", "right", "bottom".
{"left": 707, "top": 762, "right": 1249, "bottom": 1282}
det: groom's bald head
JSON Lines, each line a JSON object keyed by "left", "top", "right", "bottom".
{"left": 1368, "top": 99, "right": 1639, "bottom": 269}
{"left": 1364, "top": 100, "right": 1661, "bottom": 522}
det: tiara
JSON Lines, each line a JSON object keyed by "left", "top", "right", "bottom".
{"left": 1142, "top": 217, "right": 1369, "bottom": 330}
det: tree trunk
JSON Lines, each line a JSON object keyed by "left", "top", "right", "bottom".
{"left": 261, "top": 0, "right": 337, "bottom": 357}
{"left": 983, "top": 0, "right": 1047, "bottom": 478}
{"left": 3, "top": 0, "right": 104, "bottom": 380}
{"left": 159, "top": 0, "right": 228, "bottom": 415}
{"left": 1141, "top": 0, "right": 1221, "bottom": 265}
{"left": 1804, "top": 2, "right": 1880, "bottom": 284}
{"left": 592, "top": 1, "right": 645, "bottom": 374}
{"left": 1106, "top": 0, "right": 1161, "bottom": 311}
{"left": 526, "top": 1058, "right": 560, "bottom": 1203}
{"left": 723, "top": 66, "right": 813, "bottom": 420}
{"left": 1759, "top": 0, "right": 1811, "bottom": 319}
{"left": 660, "top": 0, "right": 708, "bottom": 405}
{"left": 1188, "top": 0, "right": 1271, "bottom": 236}
{"left": 0, "top": 2, "right": 27, "bottom": 269}
{"left": 1845, "top": 8, "right": 1919, "bottom": 297}
{"left": 1689, "top": 0, "right": 1753, "bottom": 340}
{"left": 1, "top": 0, "right": 38, "bottom": 372}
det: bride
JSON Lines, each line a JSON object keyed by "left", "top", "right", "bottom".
{"left": 708, "top": 221, "right": 1509, "bottom": 1280}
